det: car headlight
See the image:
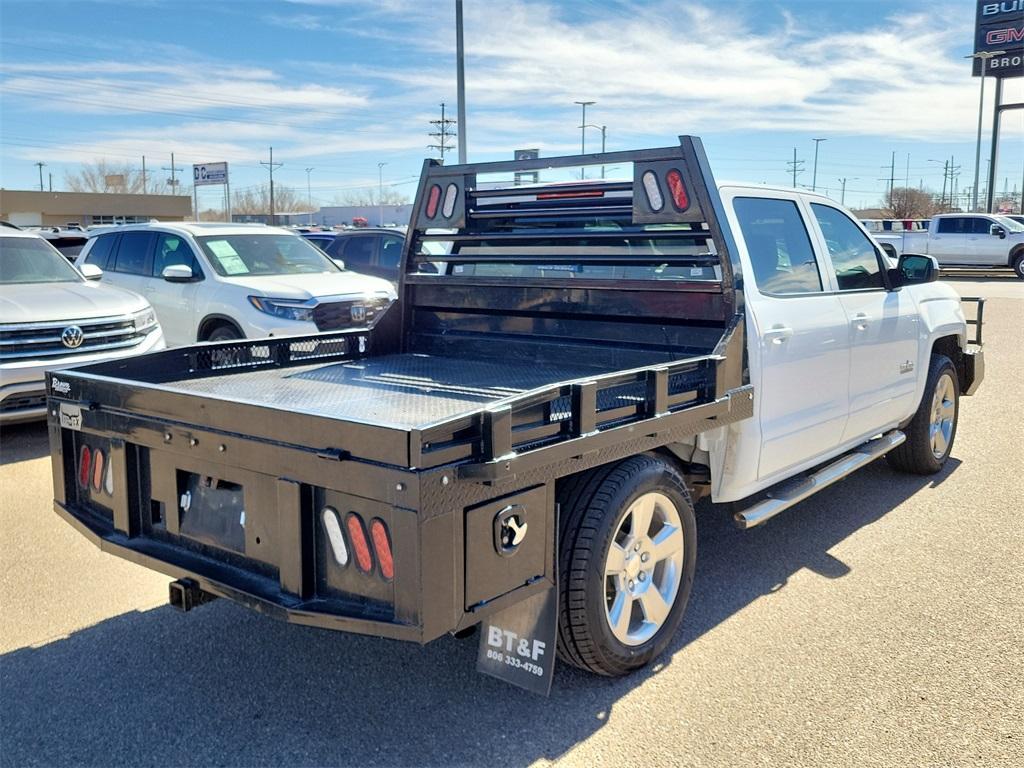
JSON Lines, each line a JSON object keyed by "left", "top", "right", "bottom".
{"left": 248, "top": 296, "right": 317, "bottom": 322}
{"left": 131, "top": 307, "right": 158, "bottom": 332}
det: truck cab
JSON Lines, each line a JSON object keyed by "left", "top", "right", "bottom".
{"left": 876, "top": 213, "right": 1024, "bottom": 278}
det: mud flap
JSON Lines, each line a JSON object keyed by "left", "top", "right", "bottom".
{"left": 476, "top": 584, "right": 558, "bottom": 696}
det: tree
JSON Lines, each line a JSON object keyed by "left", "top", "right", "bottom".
{"left": 64, "top": 160, "right": 184, "bottom": 195}
{"left": 885, "top": 186, "right": 939, "bottom": 219}
{"left": 333, "top": 187, "right": 409, "bottom": 206}
{"left": 231, "top": 185, "right": 303, "bottom": 215}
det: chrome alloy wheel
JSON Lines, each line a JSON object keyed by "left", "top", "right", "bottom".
{"left": 604, "top": 491, "right": 685, "bottom": 646}
{"left": 930, "top": 372, "right": 956, "bottom": 460}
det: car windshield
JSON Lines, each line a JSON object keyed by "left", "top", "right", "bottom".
{"left": 993, "top": 216, "right": 1024, "bottom": 233}
{"left": 0, "top": 236, "right": 83, "bottom": 284}
{"left": 196, "top": 233, "right": 341, "bottom": 277}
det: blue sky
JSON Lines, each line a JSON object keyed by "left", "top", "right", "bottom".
{"left": 1, "top": 0, "right": 1022, "bottom": 210}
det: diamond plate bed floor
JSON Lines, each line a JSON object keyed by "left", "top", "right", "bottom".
{"left": 167, "top": 353, "right": 612, "bottom": 430}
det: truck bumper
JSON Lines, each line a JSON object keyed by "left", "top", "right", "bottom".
{"left": 962, "top": 346, "right": 984, "bottom": 396}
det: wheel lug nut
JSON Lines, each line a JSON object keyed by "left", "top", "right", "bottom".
{"left": 628, "top": 580, "right": 635, "bottom": 590}
{"left": 638, "top": 572, "right": 647, "bottom": 582}
{"left": 634, "top": 543, "right": 641, "bottom": 551}
{"left": 641, "top": 553, "right": 650, "bottom": 563}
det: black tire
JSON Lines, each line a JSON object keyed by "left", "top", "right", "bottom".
{"left": 1012, "top": 251, "right": 1024, "bottom": 280}
{"left": 206, "top": 323, "right": 242, "bottom": 342}
{"left": 887, "top": 354, "right": 959, "bottom": 475}
{"left": 556, "top": 454, "right": 697, "bottom": 677}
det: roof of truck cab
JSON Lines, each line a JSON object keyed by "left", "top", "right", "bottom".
{"left": 85, "top": 222, "right": 295, "bottom": 238}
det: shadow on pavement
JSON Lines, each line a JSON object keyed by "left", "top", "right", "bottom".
{"left": 0, "top": 421, "right": 50, "bottom": 465}
{"left": 0, "top": 460, "right": 958, "bottom": 767}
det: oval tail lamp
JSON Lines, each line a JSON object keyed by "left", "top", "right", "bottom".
{"left": 346, "top": 513, "right": 374, "bottom": 574}
{"left": 322, "top": 507, "right": 349, "bottom": 567}
{"left": 424, "top": 185, "right": 442, "bottom": 219}
{"left": 665, "top": 168, "right": 689, "bottom": 212}
{"left": 370, "top": 518, "right": 394, "bottom": 581}
{"left": 91, "top": 449, "right": 105, "bottom": 493}
{"left": 103, "top": 457, "right": 114, "bottom": 496}
{"left": 78, "top": 445, "right": 91, "bottom": 488}
{"left": 641, "top": 170, "right": 664, "bottom": 212}
{"left": 441, "top": 183, "right": 459, "bottom": 218}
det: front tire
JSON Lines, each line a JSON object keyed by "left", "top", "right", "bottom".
{"left": 887, "top": 354, "right": 959, "bottom": 475}
{"left": 1012, "top": 251, "right": 1024, "bottom": 280}
{"left": 557, "top": 455, "right": 696, "bottom": 677}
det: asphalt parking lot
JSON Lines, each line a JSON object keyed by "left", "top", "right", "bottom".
{"left": 1, "top": 276, "right": 1021, "bottom": 768}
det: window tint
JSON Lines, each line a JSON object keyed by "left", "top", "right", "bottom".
{"left": 83, "top": 233, "right": 117, "bottom": 269}
{"left": 733, "top": 197, "right": 822, "bottom": 295}
{"left": 971, "top": 218, "right": 995, "bottom": 235}
{"left": 937, "top": 217, "right": 967, "bottom": 234}
{"left": 0, "top": 237, "right": 82, "bottom": 284}
{"left": 379, "top": 235, "right": 404, "bottom": 270}
{"left": 152, "top": 233, "right": 201, "bottom": 278}
{"left": 113, "top": 231, "right": 154, "bottom": 275}
{"left": 810, "top": 203, "right": 884, "bottom": 291}
{"left": 341, "top": 236, "right": 375, "bottom": 269}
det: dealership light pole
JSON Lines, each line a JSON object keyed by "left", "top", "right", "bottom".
{"left": 378, "top": 162, "right": 387, "bottom": 227}
{"left": 455, "top": 0, "right": 467, "bottom": 163}
{"left": 305, "top": 167, "right": 314, "bottom": 225}
{"left": 965, "top": 51, "right": 1005, "bottom": 213}
{"left": 574, "top": 101, "right": 595, "bottom": 179}
{"left": 582, "top": 124, "right": 607, "bottom": 177}
{"left": 811, "top": 138, "right": 826, "bottom": 191}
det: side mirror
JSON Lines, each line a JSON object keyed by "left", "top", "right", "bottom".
{"left": 79, "top": 263, "right": 103, "bottom": 280}
{"left": 332, "top": 258, "right": 346, "bottom": 270}
{"left": 894, "top": 253, "right": 938, "bottom": 286}
{"left": 991, "top": 224, "right": 1006, "bottom": 239}
{"left": 162, "top": 264, "right": 194, "bottom": 282}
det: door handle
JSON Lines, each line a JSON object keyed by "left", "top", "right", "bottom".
{"left": 763, "top": 325, "right": 793, "bottom": 345}
{"left": 851, "top": 313, "right": 870, "bottom": 331}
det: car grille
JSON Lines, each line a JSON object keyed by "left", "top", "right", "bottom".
{"left": 0, "top": 315, "right": 147, "bottom": 361}
{"left": 313, "top": 297, "right": 392, "bottom": 331}
{"left": 0, "top": 390, "right": 47, "bottom": 412}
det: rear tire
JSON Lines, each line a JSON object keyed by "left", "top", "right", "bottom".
{"left": 1012, "top": 251, "right": 1024, "bottom": 280}
{"left": 556, "top": 454, "right": 696, "bottom": 677}
{"left": 887, "top": 354, "right": 959, "bottom": 475}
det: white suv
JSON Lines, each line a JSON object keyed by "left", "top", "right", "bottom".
{"left": 76, "top": 223, "right": 397, "bottom": 347}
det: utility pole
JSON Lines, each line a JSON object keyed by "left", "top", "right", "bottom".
{"left": 305, "top": 167, "right": 314, "bottom": 225}
{"left": 888, "top": 151, "right": 896, "bottom": 198}
{"left": 940, "top": 160, "right": 949, "bottom": 208}
{"left": 48, "top": 173, "right": 52, "bottom": 192}
{"left": 574, "top": 100, "right": 595, "bottom": 179}
{"left": 455, "top": 0, "right": 467, "bottom": 164}
{"left": 428, "top": 102, "right": 457, "bottom": 162}
{"left": 811, "top": 138, "right": 826, "bottom": 191}
{"left": 378, "top": 162, "right": 387, "bottom": 227}
{"left": 162, "top": 153, "right": 184, "bottom": 195}
{"left": 786, "top": 148, "right": 804, "bottom": 188}
{"left": 35, "top": 162, "right": 45, "bottom": 191}
{"left": 838, "top": 177, "right": 848, "bottom": 205}
{"left": 141, "top": 155, "right": 147, "bottom": 194}
{"left": 260, "top": 146, "right": 282, "bottom": 225}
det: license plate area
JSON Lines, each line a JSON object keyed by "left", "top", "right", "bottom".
{"left": 177, "top": 471, "right": 246, "bottom": 554}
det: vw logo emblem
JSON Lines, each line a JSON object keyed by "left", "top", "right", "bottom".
{"left": 61, "top": 325, "right": 85, "bottom": 349}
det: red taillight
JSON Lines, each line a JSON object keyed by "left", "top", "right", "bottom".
{"left": 78, "top": 445, "right": 91, "bottom": 488}
{"left": 91, "top": 450, "right": 105, "bottom": 492}
{"left": 346, "top": 513, "right": 374, "bottom": 574}
{"left": 425, "top": 184, "right": 442, "bottom": 218}
{"left": 536, "top": 189, "right": 604, "bottom": 200}
{"left": 665, "top": 168, "right": 689, "bottom": 211}
{"left": 370, "top": 518, "right": 394, "bottom": 581}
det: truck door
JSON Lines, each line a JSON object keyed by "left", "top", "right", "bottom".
{"left": 969, "top": 217, "right": 1006, "bottom": 265}
{"left": 729, "top": 195, "right": 851, "bottom": 481}
{"left": 929, "top": 217, "right": 970, "bottom": 264}
{"left": 808, "top": 203, "right": 920, "bottom": 441}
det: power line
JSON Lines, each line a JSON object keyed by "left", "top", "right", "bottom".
{"left": 260, "top": 146, "right": 283, "bottom": 225}
{"left": 427, "top": 102, "right": 457, "bottom": 162}
{"left": 786, "top": 148, "right": 805, "bottom": 188}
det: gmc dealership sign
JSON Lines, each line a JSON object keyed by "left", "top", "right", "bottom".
{"left": 974, "top": 1, "right": 1024, "bottom": 77}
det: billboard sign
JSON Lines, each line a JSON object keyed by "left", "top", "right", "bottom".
{"left": 193, "top": 162, "right": 229, "bottom": 186}
{"left": 973, "top": 1, "right": 1024, "bottom": 77}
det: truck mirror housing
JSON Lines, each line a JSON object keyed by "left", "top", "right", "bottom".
{"left": 79, "top": 263, "right": 103, "bottom": 281}
{"left": 990, "top": 224, "right": 1006, "bottom": 239}
{"left": 895, "top": 253, "right": 938, "bottom": 286}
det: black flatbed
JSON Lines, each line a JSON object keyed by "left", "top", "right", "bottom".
{"left": 165, "top": 353, "right": 612, "bottom": 430}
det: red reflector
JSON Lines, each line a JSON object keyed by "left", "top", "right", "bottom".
{"left": 536, "top": 189, "right": 604, "bottom": 199}
{"left": 665, "top": 169, "right": 689, "bottom": 211}
{"left": 425, "top": 185, "right": 442, "bottom": 218}
{"left": 370, "top": 518, "right": 394, "bottom": 581}
{"left": 91, "top": 450, "right": 105, "bottom": 492}
{"left": 78, "top": 445, "right": 91, "bottom": 488}
{"left": 346, "top": 513, "right": 374, "bottom": 574}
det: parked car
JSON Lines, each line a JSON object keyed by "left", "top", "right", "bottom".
{"left": 75, "top": 223, "right": 397, "bottom": 347}
{"left": 874, "top": 213, "right": 1024, "bottom": 278}
{"left": 31, "top": 227, "right": 90, "bottom": 260}
{"left": 0, "top": 229, "right": 164, "bottom": 423}
{"left": 46, "top": 138, "right": 984, "bottom": 691}
{"left": 303, "top": 227, "right": 408, "bottom": 283}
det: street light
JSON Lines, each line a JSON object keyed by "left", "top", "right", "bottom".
{"left": 811, "top": 138, "right": 826, "bottom": 191}
{"left": 574, "top": 100, "right": 595, "bottom": 179}
{"left": 582, "top": 124, "right": 607, "bottom": 178}
{"left": 965, "top": 51, "right": 1005, "bottom": 213}
{"left": 377, "top": 162, "right": 387, "bottom": 227}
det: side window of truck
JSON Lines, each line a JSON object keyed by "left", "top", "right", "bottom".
{"left": 810, "top": 204, "right": 885, "bottom": 291}
{"left": 937, "top": 218, "right": 966, "bottom": 234}
{"left": 733, "top": 197, "right": 822, "bottom": 295}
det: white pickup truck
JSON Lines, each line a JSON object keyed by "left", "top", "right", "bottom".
{"left": 875, "top": 213, "right": 1024, "bottom": 278}
{"left": 46, "top": 138, "right": 986, "bottom": 689}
